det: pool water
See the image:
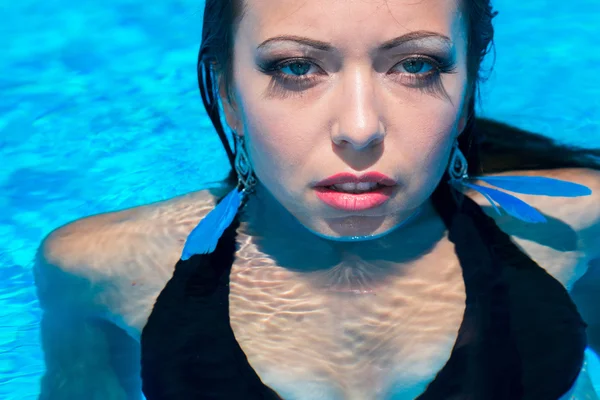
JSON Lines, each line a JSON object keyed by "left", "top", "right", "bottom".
{"left": 1, "top": 0, "right": 599, "bottom": 399}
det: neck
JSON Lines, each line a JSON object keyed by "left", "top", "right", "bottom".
{"left": 237, "top": 182, "right": 447, "bottom": 275}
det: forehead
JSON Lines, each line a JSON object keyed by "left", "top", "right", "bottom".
{"left": 240, "top": 0, "right": 465, "bottom": 50}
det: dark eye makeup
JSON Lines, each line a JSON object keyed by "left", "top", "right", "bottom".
{"left": 256, "top": 54, "right": 458, "bottom": 99}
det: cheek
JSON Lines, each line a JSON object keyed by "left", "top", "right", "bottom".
{"left": 399, "top": 102, "right": 461, "bottom": 189}
{"left": 411, "top": 111, "right": 458, "bottom": 165}
{"left": 241, "top": 104, "right": 310, "bottom": 184}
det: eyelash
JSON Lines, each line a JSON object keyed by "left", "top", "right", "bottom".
{"left": 259, "top": 56, "right": 457, "bottom": 97}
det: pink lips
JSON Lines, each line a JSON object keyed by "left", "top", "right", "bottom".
{"left": 313, "top": 172, "right": 397, "bottom": 211}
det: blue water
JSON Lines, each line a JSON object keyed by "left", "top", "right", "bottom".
{"left": 0, "top": 0, "right": 599, "bottom": 398}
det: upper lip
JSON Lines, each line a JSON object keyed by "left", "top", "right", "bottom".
{"left": 314, "top": 172, "right": 397, "bottom": 187}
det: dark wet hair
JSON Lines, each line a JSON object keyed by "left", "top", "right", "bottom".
{"left": 197, "top": 0, "right": 600, "bottom": 180}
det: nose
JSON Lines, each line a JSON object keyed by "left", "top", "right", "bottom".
{"left": 331, "top": 67, "right": 385, "bottom": 151}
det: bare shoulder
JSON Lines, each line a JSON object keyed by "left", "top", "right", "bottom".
{"left": 466, "top": 167, "right": 600, "bottom": 288}
{"left": 36, "top": 187, "right": 221, "bottom": 332}
{"left": 40, "top": 188, "right": 220, "bottom": 272}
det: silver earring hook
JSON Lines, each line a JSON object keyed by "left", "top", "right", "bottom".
{"left": 448, "top": 139, "right": 469, "bottom": 182}
{"left": 233, "top": 134, "right": 257, "bottom": 195}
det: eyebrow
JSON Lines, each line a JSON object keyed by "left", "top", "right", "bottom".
{"left": 257, "top": 30, "right": 452, "bottom": 51}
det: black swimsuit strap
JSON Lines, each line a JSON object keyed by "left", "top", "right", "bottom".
{"left": 416, "top": 180, "right": 524, "bottom": 399}
{"left": 418, "top": 178, "right": 587, "bottom": 400}
{"left": 141, "top": 216, "right": 282, "bottom": 400}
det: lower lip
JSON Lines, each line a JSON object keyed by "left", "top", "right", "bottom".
{"left": 314, "top": 186, "right": 395, "bottom": 211}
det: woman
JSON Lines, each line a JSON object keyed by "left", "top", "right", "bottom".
{"left": 34, "top": 0, "right": 600, "bottom": 399}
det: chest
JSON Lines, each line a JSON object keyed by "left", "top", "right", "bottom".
{"left": 224, "top": 226, "right": 590, "bottom": 400}
{"left": 228, "top": 255, "right": 465, "bottom": 399}
{"left": 227, "top": 224, "right": 470, "bottom": 399}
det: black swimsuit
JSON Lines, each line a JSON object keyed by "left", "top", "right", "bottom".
{"left": 140, "top": 180, "right": 587, "bottom": 399}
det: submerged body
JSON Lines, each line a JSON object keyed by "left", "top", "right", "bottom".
{"left": 37, "top": 168, "right": 600, "bottom": 399}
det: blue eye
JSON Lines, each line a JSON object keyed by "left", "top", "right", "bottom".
{"left": 396, "top": 58, "right": 435, "bottom": 75}
{"left": 279, "top": 61, "right": 314, "bottom": 76}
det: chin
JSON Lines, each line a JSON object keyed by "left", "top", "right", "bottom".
{"left": 306, "top": 214, "right": 398, "bottom": 241}
{"left": 309, "top": 197, "right": 427, "bottom": 241}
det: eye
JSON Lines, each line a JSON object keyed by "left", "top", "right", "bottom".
{"left": 393, "top": 58, "right": 435, "bottom": 75}
{"left": 279, "top": 60, "right": 318, "bottom": 77}
{"left": 258, "top": 58, "right": 324, "bottom": 97}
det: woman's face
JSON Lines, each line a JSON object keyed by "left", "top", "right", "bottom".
{"left": 223, "top": 0, "right": 470, "bottom": 239}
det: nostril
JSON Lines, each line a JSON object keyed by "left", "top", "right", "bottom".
{"left": 371, "top": 135, "right": 384, "bottom": 146}
{"left": 331, "top": 129, "right": 385, "bottom": 151}
{"left": 332, "top": 137, "right": 349, "bottom": 147}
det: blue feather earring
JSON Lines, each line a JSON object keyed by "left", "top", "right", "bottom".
{"left": 181, "top": 134, "right": 256, "bottom": 260}
{"left": 447, "top": 140, "right": 592, "bottom": 223}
